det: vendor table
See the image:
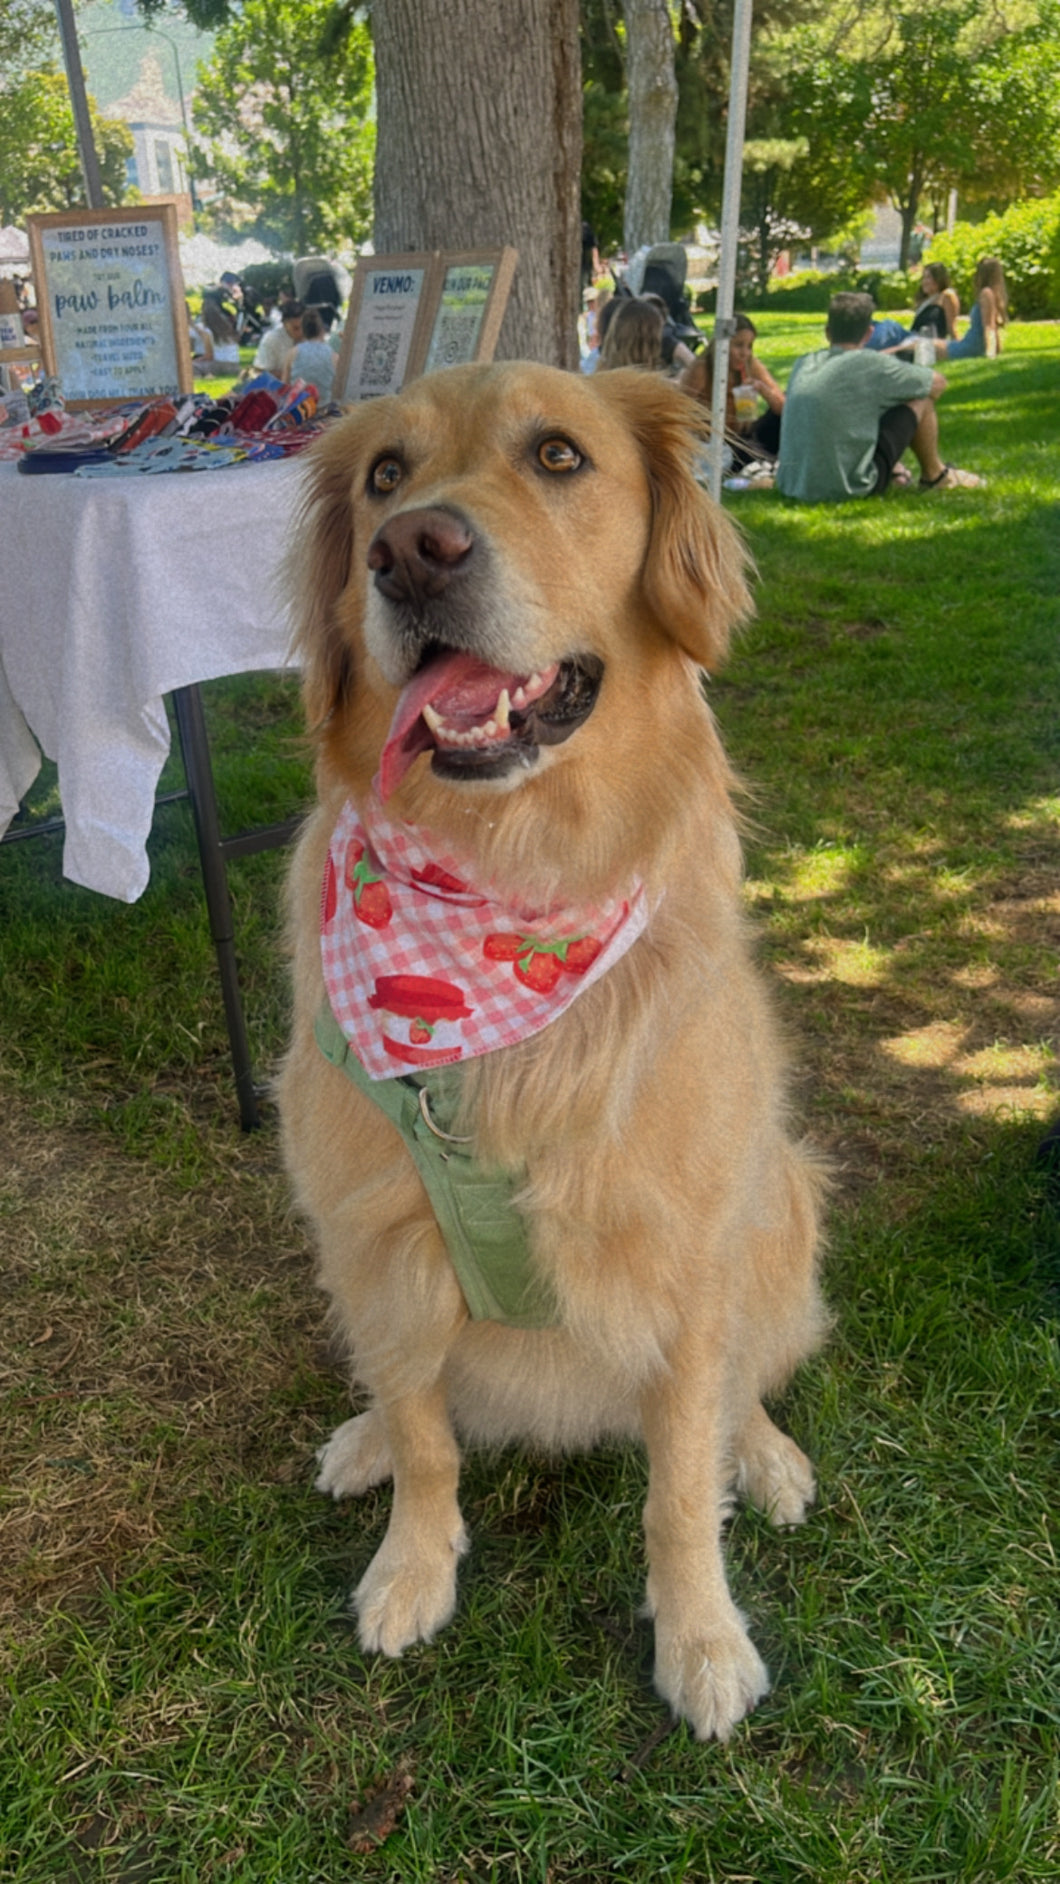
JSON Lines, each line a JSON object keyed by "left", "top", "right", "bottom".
{"left": 0, "top": 454, "right": 308, "bottom": 1128}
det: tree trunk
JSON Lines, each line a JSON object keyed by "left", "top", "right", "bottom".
{"left": 623, "top": 0, "right": 677, "bottom": 257}
{"left": 371, "top": 0, "right": 581, "bottom": 368}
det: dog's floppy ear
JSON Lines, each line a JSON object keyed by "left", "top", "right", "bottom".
{"left": 284, "top": 422, "right": 362, "bottom": 731}
{"left": 592, "top": 369, "right": 752, "bottom": 669}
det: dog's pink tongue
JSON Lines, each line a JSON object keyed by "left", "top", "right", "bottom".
{"left": 379, "top": 650, "right": 511, "bottom": 800}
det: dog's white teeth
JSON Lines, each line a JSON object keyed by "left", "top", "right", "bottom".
{"left": 529, "top": 672, "right": 543, "bottom": 692}
{"left": 422, "top": 690, "right": 516, "bottom": 750}
{"left": 511, "top": 686, "right": 527, "bottom": 709}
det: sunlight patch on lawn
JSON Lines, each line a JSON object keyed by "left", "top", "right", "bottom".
{"left": 760, "top": 842, "right": 862, "bottom": 902}
{"left": 954, "top": 1084, "right": 1056, "bottom": 1119}
{"left": 880, "top": 1023, "right": 1056, "bottom": 1120}
{"left": 1004, "top": 794, "right": 1060, "bottom": 832}
{"left": 883, "top": 1020, "right": 968, "bottom": 1067}
{"left": 958, "top": 1040, "right": 1054, "bottom": 1083}
{"left": 800, "top": 934, "right": 891, "bottom": 985}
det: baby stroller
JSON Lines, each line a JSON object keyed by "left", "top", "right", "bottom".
{"left": 292, "top": 255, "right": 353, "bottom": 314}
{"left": 614, "top": 242, "right": 702, "bottom": 363}
{"left": 641, "top": 243, "right": 701, "bottom": 350}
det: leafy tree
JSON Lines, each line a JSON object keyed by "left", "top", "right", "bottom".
{"left": 786, "top": 1, "right": 1060, "bottom": 268}
{"left": 0, "top": 0, "right": 58, "bottom": 79}
{"left": 0, "top": 67, "right": 133, "bottom": 224}
{"left": 133, "top": 0, "right": 233, "bottom": 26}
{"left": 581, "top": 0, "right": 629, "bottom": 248}
{"left": 961, "top": 0, "right": 1060, "bottom": 207}
{"left": 189, "top": 0, "right": 374, "bottom": 254}
{"left": 582, "top": 0, "right": 835, "bottom": 254}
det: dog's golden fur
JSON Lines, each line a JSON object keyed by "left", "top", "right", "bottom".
{"left": 278, "top": 361, "right": 827, "bottom": 1741}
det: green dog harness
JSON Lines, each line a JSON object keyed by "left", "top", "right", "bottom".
{"left": 314, "top": 1001, "right": 557, "bottom": 1329}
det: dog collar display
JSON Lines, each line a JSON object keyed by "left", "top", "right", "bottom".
{"left": 320, "top": 795, "right": 648, "bottom": 1080}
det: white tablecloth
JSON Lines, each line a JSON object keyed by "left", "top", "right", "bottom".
{"left": 0, "top": 454, "right": 304, "bottom": 901}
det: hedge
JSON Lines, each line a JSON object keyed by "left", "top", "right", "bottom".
{"left": 696, "top": 267, "right": 921, "bottom": 315}
{"left": 923, "top": 195, "right": 1060, "bottom": 319}
{"left": 692, "top": 194, "right": 1060, "bottom": 321}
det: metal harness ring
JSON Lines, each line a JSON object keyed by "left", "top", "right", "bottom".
{"left": 418, "top": 1086, "right": 473, "bottom": 1144}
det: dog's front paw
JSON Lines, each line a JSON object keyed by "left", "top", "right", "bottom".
{"left": 736, "top": 1422, "right": 816, "bottom": 1529}
{"left": 652, "top": 1613, "right": 770, "bottom": 1742}
{"left": 315, "top": 1411, "right": 394, "bottom": 1500}
{"left": 355, "top": 1522, "right": 470, "bottom": 1658}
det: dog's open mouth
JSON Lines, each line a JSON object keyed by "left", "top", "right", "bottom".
{"left": 379, "top": 649, "right": 603, "bottom": 799}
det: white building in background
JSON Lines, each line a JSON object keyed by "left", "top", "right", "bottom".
{"left": 101, "top": 53, "right": 189, "bottom": 203}
{"left": 78, "top": 0, "right": 215, "bottom": 231}
{"left": 859, "top": 204, "right": 904, "bottom": 271}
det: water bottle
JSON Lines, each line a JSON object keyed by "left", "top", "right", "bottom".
{"left": 913, "top": 333, "right": 935, "bottom": 367}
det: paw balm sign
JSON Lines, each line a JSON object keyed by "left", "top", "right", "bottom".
{"left": 27, "top": 204, "right": 192, "bottom": 408}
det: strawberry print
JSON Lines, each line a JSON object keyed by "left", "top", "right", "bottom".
{"left": 515, "top": 949, "right": 564, "bottom": 994}
{"left": 562, "top": 935, "right": 603, "bottom": 975}
{"left": 320, "top": 798, "right": 649, "bottom": 1080}
{"left": 483, "top": 933, "right": 527, "bottom": 963}
{"left": 411, "top": 862, "right": 471, "bottom": 896}
{"left": 483, "top": 930, "right": 603, "bottom": 991}
{"left": 345, "top": 836, "right": 393, "bottom": 929}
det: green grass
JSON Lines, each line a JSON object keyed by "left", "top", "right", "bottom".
{"left": 1, "top": 325, "right": 1058, "bottom": 1882}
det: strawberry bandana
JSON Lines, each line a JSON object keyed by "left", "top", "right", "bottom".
{"left": 320, "top": 795, "right": 649, "bottom": 1080}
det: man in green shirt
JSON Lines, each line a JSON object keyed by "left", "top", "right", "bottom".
{"left": 776, "top": 291, "right": 986, "bottom": 502}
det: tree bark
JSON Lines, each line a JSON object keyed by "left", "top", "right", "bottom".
{"left": 371, "top": 0, "right": 581, "bottom": 367}
{"left": 623, "top": 0, "right": 677, "bottom": 257}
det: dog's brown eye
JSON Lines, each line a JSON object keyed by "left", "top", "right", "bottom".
{"left": 370, "top": 457, "right": 403, "bottom": 495}
{"left": 537, "top": 437, "right": 582, "bottom": 474}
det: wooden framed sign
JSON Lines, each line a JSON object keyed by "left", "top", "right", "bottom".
{"left": 421, "top": 247, "right": 518, "bottom": 375}
{"left": 26, "top": 203, "right": 192, "bottom": 408}
{"left": 333, "top": 246, "right": 518, "bottom": 403}
{"left": 333, "top": 252, "right": 436, "bottom": 404}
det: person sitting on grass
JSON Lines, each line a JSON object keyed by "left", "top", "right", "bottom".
{"left": 936, "top": 257, "right": 1007, "bottom": 360}
{"left": 864, "top": 263, "right": 962, "bottom": 352}
{"left": 282, "top": 308, "right": 336, "bottom": 403}
{"left": 916, "top": 263, "right": 961, "bottom": 340}
{"left": 252, "top": 300, "right": 303, "bottom": 378}
{"left": 579, "top": 292, "right": 620, "bottom": 374}
{"left": 679, "top": 313, "right": 785, "bottom": 467}
{"left": 198, "top": 289, "right": 241, "bottom": 369}
{"left": 775, "top": 290, "right": 986, "bottom": 502}
{"left": 596, "top": 296, "right": 667, "bottom": 373}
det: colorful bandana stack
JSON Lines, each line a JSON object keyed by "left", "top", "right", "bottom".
{"left": 320, "top": 795, "right": 649, "bottom": 1080}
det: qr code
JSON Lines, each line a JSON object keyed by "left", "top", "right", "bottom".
{"left": 431, "top": 310, "right": 476, "bottom": 367}
{"left": 362, "top": 330, "right": 401, "bottom": 389}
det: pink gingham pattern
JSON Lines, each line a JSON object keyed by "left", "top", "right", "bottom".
{"left": 320, "top": 795, "right": 649, "bottom": 1079}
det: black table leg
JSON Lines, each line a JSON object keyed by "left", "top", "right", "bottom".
{"left": 172, "top": 682, "right": 263, "bottom": 1130}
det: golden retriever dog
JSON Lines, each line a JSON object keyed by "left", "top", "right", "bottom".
{"left": 278, "top": 360, "right": 827, "bottom": 1743}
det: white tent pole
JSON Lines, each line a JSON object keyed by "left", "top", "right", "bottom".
{"left": 707, "top": 0, "right": 754, "bottom": 505}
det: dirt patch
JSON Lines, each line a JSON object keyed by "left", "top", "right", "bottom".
{"left": 0, "top": 1090, "right": 330, "bottom": 1639}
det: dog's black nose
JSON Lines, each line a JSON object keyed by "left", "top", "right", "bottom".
{"left": 367, "top": 506, "right": 474, "bottom": 607}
